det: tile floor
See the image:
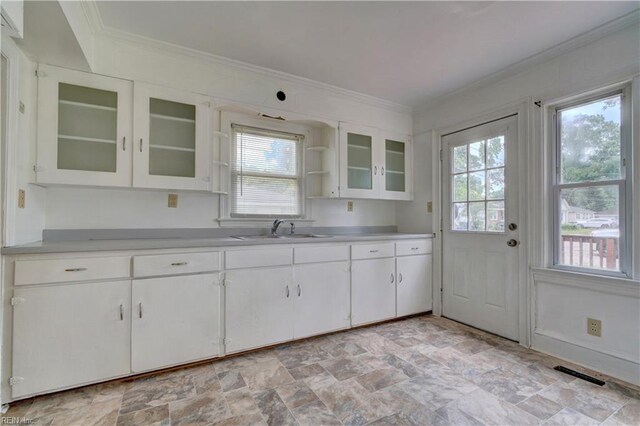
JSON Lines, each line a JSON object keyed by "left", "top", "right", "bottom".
{"left": 3, "top": 315, "right": 639, "bottom": 425}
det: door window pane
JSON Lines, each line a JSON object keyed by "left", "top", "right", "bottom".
{"left": 469, "top": 202, "right": 486, "bottom": 231}
{"left": 559, "top": 95, "right": 622, "bottom": 184}
{"left": 468, "top": 171, "right": 485, "bottom": 201}
{"left": 453, "top": 145, "right": 467, "bottom": 173}
{"left": 487, "top": 136, "right": 505, "bottom": 168}
{"left": 487, "top": 201, "right": 505, "bottom": 232}
{"left": 487, "top": 168, "right": 505, "bottom": 200}
{"left": 468, "top": 140, "right": 485, "bottom": 171}
{"left": 452, "top": 203, "right": 468, "bottom": 231}
{"left": 347, "top": 132, "right": 372, "bottom": 190}
{"left": 453, "top": 174, "right": 467, "bottom": 202}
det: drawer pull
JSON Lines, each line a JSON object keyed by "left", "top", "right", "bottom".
{"left": 64, "top": 268, "right": 87, "bottom": 272}
{"left": 411, "top": 247, "right": 419, "bottom": 250}
{"left": 171, "top": 262, "right": 188, "bottom": 266}
{"left": 369, "top": 249, "right": 379, "bottom": 253}
{"left": 119, "top": 304, "right": 124, "bottom": 321}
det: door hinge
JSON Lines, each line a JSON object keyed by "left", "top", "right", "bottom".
{"left": 8, "top": 377, "right": 24, "bottom": 386}
{"left": 11, "top": 297, "right": 25, "bottom": 306}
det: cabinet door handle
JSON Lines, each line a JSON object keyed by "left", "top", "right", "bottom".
{"left": 374, "top": 166, "right": 378, "bottom": 175}
{"left": 390, "top": 273, "right": 395, "bottom": 284}
{"left": 119, "top": 304, "right": 124, "bottom": 321}
{"left": 171, "top": 262, "right": 188, "bottom": 266}
{"left": 122, "top": 136, "right": 126, "bottom": 151}
{"left": 138, "top": 303, "right": 143, "bottom": 319}
{"left": 285, "top": 285, "right": 289, "bottom": 298}
{"left": 297, "top": 284, "right": 301, "bottom": 297}
{"left": 381, "top": 166, "right": 385, "bottom": 176}
{"left": 64, "top": 268, "right": 87, "bottom": 272}
{"left": 369, "top": 249, "right": 379, "bottom": 253}
{"left": 399, "top": 273, "right": 403, "bottom": 283}
{"left": 139, "top": 138, "right": 143, "bottom": 152}
{"left": 411, "top": 247, "right": 419, "bottom": 251}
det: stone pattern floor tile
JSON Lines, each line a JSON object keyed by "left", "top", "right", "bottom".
{"left": 5, "top": 315, "right": 639, "bottom": 425}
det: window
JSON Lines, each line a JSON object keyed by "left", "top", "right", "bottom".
{"left": 231, "top": 125, "right": 303, "bottom": 217}
{"left": 553, "top": 87, "right": 631, "bottom": 275}
{"left": 451, "top": 135, "right": 506, "bottom": 232}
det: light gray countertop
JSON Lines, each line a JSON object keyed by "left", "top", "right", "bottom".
{"left": 2, "top": 232, "right": 434, "bottom": 255}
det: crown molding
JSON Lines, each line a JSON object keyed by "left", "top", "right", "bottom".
{"left": 79, "top": 0, "right": 412, "bottom": 115}
{"left": 414, "top": 9, "right": 640, "bottom": 116}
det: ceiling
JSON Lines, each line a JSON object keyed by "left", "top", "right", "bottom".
{"left": 96, "top": 1, "right": 639, "bottom": 107}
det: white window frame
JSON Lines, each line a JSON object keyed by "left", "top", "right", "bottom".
{"left": 550, "top": 83, "right": 633, "bottom": 278}
{"left": 219, "top": 112, "right": 313, "bottom": 224}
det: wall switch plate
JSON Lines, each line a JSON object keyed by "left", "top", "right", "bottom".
{"left": 587, "top": 318, "right": 602, "bottom": 337}
{"left": 427, "top": 202, "right": 433, "bottom": 213}
{"left": 18, "top": 189, "right": 25, "bottom": 209}
{"left": 168, "top": 193, "right": 178, "bottom": 208}
{"left": 347, "top": 201, "right": 353, "bottom": 212}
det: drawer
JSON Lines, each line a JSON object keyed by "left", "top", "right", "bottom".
{"left": 396, "top": 239, "right": 432, "bottom": 256}
{"left": 133, "top": 252, "right": 220, "bottom": 277}
{"left": 294, "top": 245, "right": 349, "bottom": 264}
{"left": 14, "top": 256, "right": 131, "bottom": 286}
{"left": 351, "top": 242, "right": 395, "bottom": 260}
{"left": 225, "top": 247, "right": 292, "bottom": 269}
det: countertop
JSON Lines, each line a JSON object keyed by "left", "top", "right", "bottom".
{"left": 1, "top": 233, "right": 434, "bottom": 255}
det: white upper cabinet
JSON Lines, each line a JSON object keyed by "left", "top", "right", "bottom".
{"left": 133, "top": 83, "right": 211, "bottom": 190}
{"left": 36, "top": 65, "right": 212, "bottom": 191}
{"left": 339, "top": 122, "right": 412, "bottom": 200}
{"left": 36, "top": 64, "right": 133, "bottom": 187}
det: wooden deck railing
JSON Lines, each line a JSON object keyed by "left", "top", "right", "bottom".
{"left": 561, "top": 235, "right": 618, "bottom": 270}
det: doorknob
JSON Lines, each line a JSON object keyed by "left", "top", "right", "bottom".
{"left": 508, "top": 223, "right": 518, "bottom": 231}
{"left": 507, "top": 239, "right": 519, "bottom": 247}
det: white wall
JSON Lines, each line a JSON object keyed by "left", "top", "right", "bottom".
{"left": 29, "top": 30, "right": 408, "bottom": 232}
{"left": 1, "top": 37, "right": 45, "bottom": 245}
{"left": 405, "top": 21, "right": 640, "bottom": 384}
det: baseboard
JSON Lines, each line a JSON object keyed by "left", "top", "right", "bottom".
{"left": 532, "top": 331, "right": 640, "bottom": 386}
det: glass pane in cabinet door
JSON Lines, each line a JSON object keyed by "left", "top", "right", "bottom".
{"left": 385, "top": 140, "right": 405, "bottom": 192}
{"left": 149, "top": 98, "right": 196, "bottom": 178}
{"left": 57, "top": 83, "right": 118, "bottom": 172}
{"left": 347, "top": 132, "right": 372, "bottom": 190}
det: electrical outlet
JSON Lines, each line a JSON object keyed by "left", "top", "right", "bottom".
{"left": 168, "top": 193, "right": 178, "bottom": 208}
{"left": 347, "top": 201, "right": 353, "bottom": 212}
{"left": 427, "top": 201, "right": 433, "bottom": 213}
{"left": 587, "top": 318, "right": 602, "bottom": 337}
{"left": 18, "top": 189, "right": 25, "bottom": 209}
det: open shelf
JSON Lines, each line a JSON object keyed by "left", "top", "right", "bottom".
{"left": 307, "top": 170, "right": 330, "bottom": 175}
{"left": 348, "top": 166, "right": 371, "bottom": 172}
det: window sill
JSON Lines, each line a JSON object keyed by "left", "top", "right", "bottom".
{"left": 531, "top": 267, "right": 639, "bottom": 298}
{"left": 217, "top": 218, "right": 315, "bottom": 228}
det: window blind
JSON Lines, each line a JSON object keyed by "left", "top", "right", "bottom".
{"left": 231, "top": 125, "right": 303, "bottom": 217}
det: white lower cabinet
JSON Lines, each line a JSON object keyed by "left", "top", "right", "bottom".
{"left": 131, "top": 274, "right": 221, "bottom": 372}
{"left": 11, "top": 281, "right": 131, "bottom": 398}
{"left": 293, "top": 261, "right": 350, "bottom": 338}
{"left": 351, "top": 257, "right": 397, "bottom": 326}
{"left": 225, "top": 267, "right": 294, "bottom": 353}
{"left": 396, "top": 254, "right": 432, "bottom": 317}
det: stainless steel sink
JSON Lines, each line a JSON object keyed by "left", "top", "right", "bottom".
{"left": 231, "top": 234, "right": 333, "bottom": 240}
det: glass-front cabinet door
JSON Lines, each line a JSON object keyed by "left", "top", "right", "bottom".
{"left": 339, "top": 123, "right": 381, "bottom": 198}
{"left": 381, "top": 132, "right": 412, "bottom": 200}
{"left": 133, "top": 83, "right": 211, "bottom": 190}
{"left": 36, "top": 65, "right": 133, "bottom": 186}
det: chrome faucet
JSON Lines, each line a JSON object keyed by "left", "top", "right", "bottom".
{"left": 271, "top": 219, "right": 285, "bottom": 236}
{"left": 290, "top": 222, "right": 295, "bottom": 235}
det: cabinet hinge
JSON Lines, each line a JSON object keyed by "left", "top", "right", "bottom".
{"left": 33, "top": 165, "right": 44, "bottom": 173}
{"left": 439, "top": 149, "right": 443, "bottom": 162}
{"left": 8, "top": 377, "right": 24, "bottom": 387}
{"left": 10, "top": 297, "right": 25, "bottom": 306}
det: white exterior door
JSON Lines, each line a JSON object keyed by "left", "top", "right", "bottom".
{"left": 225, "top": 267, "right": 294, "bottom": 353}
{"left": 131, "top": 274, "right": 221, "bottom": 372}
{"left": 293, "top": 262, "right": 350, "bottom": 338}
{"left": 397, "top": 255, "right": 432, "bottom": 317}
{"left": 133, "top": 83, "right": 211, "bottom": 190}
{"left": 351, "top": 257, "right": 396, "bottom": 326}
{"left": 36, "top": 64, "right": 133, "bottom": 187}
{"left": 442, "top": 115, "right": 520, "bottom": 340}
{"left": 12, "top": 281, "right": 131, "bottom": 398}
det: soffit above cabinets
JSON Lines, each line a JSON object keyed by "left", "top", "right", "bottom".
{"left": 94, "top": 1, "right": 639, "bottom": 107}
